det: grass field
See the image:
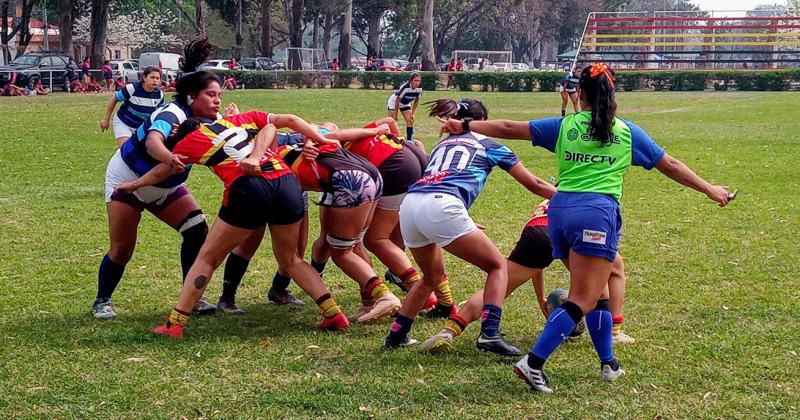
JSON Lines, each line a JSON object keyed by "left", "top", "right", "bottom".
{"left": 0, "top": 89, "right": 798, "bottom": 418}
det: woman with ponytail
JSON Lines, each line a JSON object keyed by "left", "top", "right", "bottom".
{"left": 439, "top": 63, "right": 732, "bottom": 392}
{"left": 383, "top": 98, "right": 556, "bottom": 353}
{"left": 93, "top": 37, "right": 224, "bottom": 320}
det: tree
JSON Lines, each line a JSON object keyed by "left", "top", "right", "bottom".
{"left": 418, "top": 0, "right": 435, "bottom": 69}
{"left": 287, "top": 0, "right": 303, "bottom": 69}
{"left": 1, "top": 0, "right": 38, "bottom": 62}
{"left": 338, "top": 0, "right": 353, "bottom": 69}
{"left": 58, "top": 0, "right": 77, "bottom": 58}
{"left": 260, "top": 0, "right": 273, "bottom": 56}
{"left": 170, "top": 0, "right": 205, "bottom": 34}
{"left": 73, "top": 9, "right": 181, "bottom": 52}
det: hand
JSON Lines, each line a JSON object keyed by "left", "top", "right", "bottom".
{"left": 115, "top": 181, "right": 140, "bottom": 194}
{"left": 170, "top": 154, "right": 187, "bottom": 174}
{"left": 436, "top": 116, "right": 462, "bottom": 137}
{"left": 375, "top": 123, "right": 391, "bottom": 134}
{"left": 100, "top": 119, "right": 109, "bottom": 132}
{"left": 537, "top": 299, "right": 549, "bottom": 318}
{"left": 705, "top": 185, "right": 730, "bottom": 207}
{"left": 240, "top": 156, "right": 260, "bottom": 175}
{"left": 302, "top": 140, "right": 320, "bottom": 161}
{"left": 224, "top": 102, "right": 240, "bottom": 117}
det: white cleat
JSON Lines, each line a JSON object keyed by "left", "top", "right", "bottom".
{"left": 513, "top": 355, "right": 553, "bottom": 393}
{"left": 600, "top": 364, "right": 626, "bottom": 382}
{"left": 612, "top": 331, "right": 636, "bottom": 344}
{"left": 92, "top": 300, "right": 117, "bottom": 319}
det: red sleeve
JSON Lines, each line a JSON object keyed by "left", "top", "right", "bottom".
{"left": 230, "top": 110, "right": 269, "bottom": 128}
{"left": 171, "top": 131, "right": 207, "bottom": 165}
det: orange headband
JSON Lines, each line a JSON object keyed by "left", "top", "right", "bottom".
{"left": 589, "top": 62, "right": 615, "bottom": 89}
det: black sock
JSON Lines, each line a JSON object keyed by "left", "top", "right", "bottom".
{"left": 527, "top": 354, "right": 547, "bottom": 370}
{"left": 271, "top": 271, "right": 291, "bottom": 292}
{"left": 406, "top": 126, "right": 414, "bottom": 141}
{"left": 221, "top": 253, "right": 250, "bottom": 302}
{"left": 602, "top": 358, "right": 620, "bottom": 370}
{"left": 180, "top": 223, "right": 207, "bottom": 280}
{"left": 311, "top": 259, "right": 327, "bottom": 276}
{"left": 96, "top": 253, "right": 125, "bottom": 303}
{"left": 561, "top": 108, "right": 566, "bottom": 117}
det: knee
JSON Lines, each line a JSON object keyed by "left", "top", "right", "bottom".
{"left": 108, "top": 242, "right": 135, "bottom": 264}
{"left": 485, "top": 255, "right": 507, "bottom": 275}
{"left": 275, "top": 251, "right": 302, "bottom": 272}
{"left": 179, "top": 210, "right": 208, "bottom": 243}
{"left": 407, "top": 116, "right": 415, "bottom": 126}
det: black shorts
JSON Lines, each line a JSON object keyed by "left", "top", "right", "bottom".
{"left": 218, "top": 175, "right": 305, "bottom": 230}
{"left": 378, "top": 143, "right": 428, "bottom": 196}
{"left": 507, "top": 225, "right": 555, "bottom": 269}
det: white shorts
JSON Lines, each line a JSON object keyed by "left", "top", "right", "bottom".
{"left": 104, "top": 149, "right": 182, "bottom": 204}
{"left": 387, "top": 94, "right": 398, "bottom": 110}
{"left": 377, "top": 193, "right": 405, "bottom": 211}
{"left": 112, "top": 114, "right": 136, "bottom": 140}
{"left": 399, "top": 192, "right": 476, "bottom": 248}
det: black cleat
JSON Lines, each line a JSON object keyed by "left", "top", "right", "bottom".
{"left": 476, "top": 331, "right": 524, "bottom": 356}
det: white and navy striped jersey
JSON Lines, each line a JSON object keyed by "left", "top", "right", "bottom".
{"left": 115, "top": 82, "right": 165, "bottom": 128}
{"left": 394, "top": 81, "right": 422, "bottom": 108}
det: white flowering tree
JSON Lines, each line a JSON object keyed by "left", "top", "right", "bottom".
{"left": 73, "top": 9, "right": 183, "bottom": 53}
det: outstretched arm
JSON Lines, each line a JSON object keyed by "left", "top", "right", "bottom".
{"left": 440, "top": 118, "right": 533, "bottom": 141}
{"left": 115, "top": 163, "right": 172, "bottom": 193}
{"left": 507, "top": 162, "right": 557, "bottom": 199}
{"left": 240, "top": 124, "right": 277, "bottom": 175}
{"left": 269, "top": 113, "right": 338, "bottom": 146}
{"left": 328, "top": 125, "right": 389, "bottom": 143}
{"left": 654, "top": 153, "right": 730, "bottom": 207}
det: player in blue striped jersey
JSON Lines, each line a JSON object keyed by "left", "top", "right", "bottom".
{"left": 100, "top": 66, "right": 165, "bottom": 147}
{"left": 383, "top": 98, "right": 556, "bottom": 354}
{"left": 387, "top": 72, "right": 423, "bottom": 141}
{"left": 93, "top": 37, "right": 223, "bottom": 320}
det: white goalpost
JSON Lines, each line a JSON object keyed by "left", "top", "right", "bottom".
{"left": 285, "top": 48, "right": 326, "bottom": 71}
{"left": 452, "top": 50, "right": 513, "bottom": 71}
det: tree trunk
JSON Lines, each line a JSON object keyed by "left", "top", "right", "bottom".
{"left": 235, "top": 0, "right": 243, "bottom": 58}
{"left": 338, "top": 0, "right": 352, "bottom": 70}
{"left": 195, "top": 0, "right": 205, "bottom": 34}
{"left": 288, "top": 0, "right": 303, "bottom": 69}
{"left": 366, "top": 8, "right": 381, "bottom": 57}
{"left": 15, "top": 0, "right": 36, "bottom": 56}
{"left": 407, "top": 33, "right": 420, "bottom": 62}
{"left": 321, "top": 12, "right": 334, "bottom": 61}
{"left": 419, "top": 0, "right": 435, "bottom": 70}
{"left": 260, "top": 0, "right": 272, "bottom": 57}
{"left": 1, "top": 1, "right": 11, "bottom": 64}
{"left": 89, "top": 0, "right": 108, "bottom": 71}
{"left": 311, "top": 12, "right": 320, "bottom": 49}
{"left": 58, "top": 0, "right": 76, "bottom": 58}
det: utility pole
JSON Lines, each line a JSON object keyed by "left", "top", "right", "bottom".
{"left": 43, "top": 2, "right": 49, "bottom": 51}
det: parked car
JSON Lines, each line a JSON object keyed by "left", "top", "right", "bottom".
{"left": 239, "top": 57, "right": 285, "bottom": 71}
{"left": 198, "top": 59, "right": 242, "bottom": 71}
{"left": 109, "top": 59, "right": 139, "bottom": 82}
{"left": 138, "top": 52, "right": 181, "bottom": 79}
{"left": 494, "top": 62, "right": 531, "bottom": 72}
{"left": 0, "top": 52, "right": 71, "bottom": 91}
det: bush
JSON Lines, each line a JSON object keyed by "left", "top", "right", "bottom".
{"left": 215, "top": 69, "right": 800, "bottom": 92}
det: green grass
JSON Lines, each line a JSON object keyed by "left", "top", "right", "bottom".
{"left": 0, "top": 89, "right": 798, "bottom": 418}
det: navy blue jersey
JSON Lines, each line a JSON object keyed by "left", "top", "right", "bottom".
{"left": 562, "top": 71, "right": 579, "bottom": 90}
{"left": 115, "top": 82, "right": 165, "bottom": 128}
{"left": 408, "top": 132, "right": 519, "bottom": 209}
{"left": 277, "top": 132, "right": 304, "bottom": 146}
{"left": 119, "top": 102, "right": 193, "bottom": 188}
{"left": 394, "top": 81, "right": 422, "bottom": 107}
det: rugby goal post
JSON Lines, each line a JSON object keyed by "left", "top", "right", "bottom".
{"left": 285, "top": 47, "right": 326, "bottom": 71}
{"left": 452, "top": 50, "right": 513, "bottom": 71}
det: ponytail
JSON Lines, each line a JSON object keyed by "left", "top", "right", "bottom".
{"left": 579, "top": 63, "right": 617, "bottom": 146}
{"left": 425, "top": 98, "right": 488, "bottom": 121}
{"left": 179, "top": 36, "right": 214, "bottom": 73}
{"left": 174, "top": 36, "right": 221, "bottom": 107}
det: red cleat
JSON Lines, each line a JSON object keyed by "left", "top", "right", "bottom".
{"left": 316, "top": 312, "right": 350, "bottom": 331}
{"left": 152, "top": 322, "right": 184, "bottom": 339}
{"left": 422, "top": 292, "right": 438, "bottom": 311}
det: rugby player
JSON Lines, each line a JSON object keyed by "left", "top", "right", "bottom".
{"left": 387, "top": 73, "right": 423, "bottom": 141}
{"left": 100, "top": 66, "right": 165, "bottom": 147}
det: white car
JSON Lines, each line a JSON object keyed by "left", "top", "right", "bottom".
{"left": 494, "top": 62, "right": 531, "bottom": 72}
{"left": 108, "top": 60, "right": 139, "bottom": 82}
{"left": 198, "top": 60, "right": 240, "bottom": 71}
{"left": 138, "top": 52, "right": 181, "bottom": 79}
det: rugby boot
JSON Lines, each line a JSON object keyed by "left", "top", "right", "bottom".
{"left": 385, "top": 270, "right": 407, "bottom": 292}
{"left": 152, "top": 322, "right": 184, "bottom": 339}
{"left": 268, "top": 288, "right": 305, "bottom": 305}
{"left": 612, "top": 331, "right": 636, "bottom": 344}
{"left": 420, "top": 328, "right": 455, "bottom": 353}
{"left": 348, "top": 301, "right": 374, "bottom": 322}
{"left": 316, "top": 312, "right": 350, "bottom": 331}
{"left": 600, "top": 363, "right": 626, "bottom": 382}
{"left": 217, "top": 298, "right": 246, "bottom": 315}
{"left": 357, "top": 292, "right": 402, "bottom": 324}
{"left": 476, "top": 331, "right": 524, "bottom": 356}
{"left": 92, "top": 299, "right": 117, "bottom": 319}
{"left": 420, "top": 302, "right": 454, "bottom": 319}
{"left": 513, "top": 355, "right": 553, "bottom": 393}
{"left": 383, "top": 335, "right": 420, "bottom": 349}
{"left": 193, "top": 297, "right": 217, "bottom": 315}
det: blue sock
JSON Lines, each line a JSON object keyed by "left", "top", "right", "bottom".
{"left": 96, "top": 254, "right": 125, "bottom": 303}
{"left": 586, "top": 304, "right": 615, "bottom": 364}
{"left": 406, "top": 126, "right": 414, "bottom": 141}
{"left": 480, "top": 304, "right": 502, "bottom": 337}
{"left": 528, "top": 301, "right": 583, "bottom": 368}
{"left": 388, "top": 314, "right": 414, "bottom": 343}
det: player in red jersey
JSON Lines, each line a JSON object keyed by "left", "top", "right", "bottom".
{"left": 115, "top": 110, "right": 349, "bottom": 338}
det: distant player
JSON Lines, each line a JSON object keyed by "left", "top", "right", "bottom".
{"left": 383, "top": 98, "right": 556, "bottom": 353}
{"left": 559, "top": 65, "right": 581, "bottom": 116}
{"left": 100, "top": 66, "right": 164, "bottom": 147}
{"left": 387, "top": 72, "right": 422, "bottom": 141}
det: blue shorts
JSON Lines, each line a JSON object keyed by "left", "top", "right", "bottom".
{"left": 547, "top": 191, "right": 621, "bottom": 262}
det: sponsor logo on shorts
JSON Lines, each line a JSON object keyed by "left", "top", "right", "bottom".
{"left": 582, "top": 229, "right": 607, "bottom": 245}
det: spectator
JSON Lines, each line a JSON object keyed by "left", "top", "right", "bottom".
{"left": 102, "top": 60, "right": 114, "bottom": 92}
{"left": 446, "top": 58, "right": 457, "bottom": 89}
{"left": 222, "top": 73, "right": 237, "bottom": 90}
{"left": 162, "top": 74, "right": 176, "bottom": 92}
{"left": 2, "top": 72, "right": 24, "bottom": 96}
{"left": 228, "top": 57, "right": 237, "bottom": 70}
{"left": 115, "top": 76, "right": 125, "bottom": 90}
{"left": 81, "top": 57, "right": 91, "bottom": 88}
{"left": 34, "top": 79, "right": 49, "bottom": 95}
{"left": 375, "top": 57, "right": 384, "bottom": 71}
{"left": 331, "top": 58, "right": 339, "bottom": 71}
{"left": 366, "top": 56, "right": 374, "bottom": 71}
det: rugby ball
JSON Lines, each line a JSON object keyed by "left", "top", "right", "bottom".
{"left": 546, "top": 288, "right": 586, "bottom": 337}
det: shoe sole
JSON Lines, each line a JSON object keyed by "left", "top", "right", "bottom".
{"left": 421, "top": 338, "right": 452, "bottom": 353}
{"left": 92, "top": 312, "right": 117, "bottom": 319}
{"left": 356, "top": 302, "right": 401, "bottom": 324}
{"left": 477, "top": 343, "right": 523, "bottom": 357}
{"left": 513, "top": 366, "right": 553, "bottom": 393}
